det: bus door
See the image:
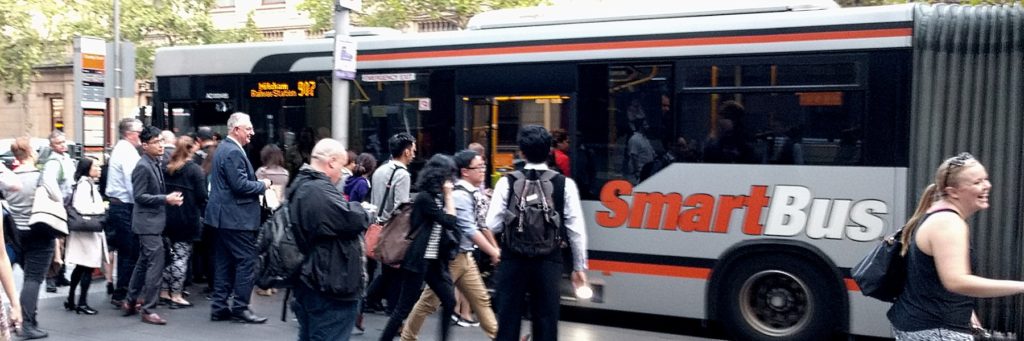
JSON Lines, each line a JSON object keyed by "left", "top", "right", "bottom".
{"left": 462, "top": 95, "right": 571, "bottom": 184}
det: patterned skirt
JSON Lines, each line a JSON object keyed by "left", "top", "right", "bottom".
{"left": 893, "top": 327, "right": 973, "bottom": 341}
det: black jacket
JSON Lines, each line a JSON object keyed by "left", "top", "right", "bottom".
{"left": 164, "top": 161, "right": 208, "bottom": 242}
{"left": 401, "top": 191, "right": 459, "bottom": 273}
{"left": 287, "top": 167, "right": 369, "bottom": 301}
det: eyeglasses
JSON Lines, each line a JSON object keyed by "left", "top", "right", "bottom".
{"left": 465, "top": 165, "right": 487, "bottom": 171}
{"left": 942, "top": 152, "right": 975, "bottom": 188}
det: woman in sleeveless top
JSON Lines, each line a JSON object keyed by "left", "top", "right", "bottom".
{"left": 887, "top": 153, "right": 1024, "bottom": 340}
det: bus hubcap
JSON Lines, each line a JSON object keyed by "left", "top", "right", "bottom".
{"left": 739, "top": 270, "right": 812, "bottom": 337}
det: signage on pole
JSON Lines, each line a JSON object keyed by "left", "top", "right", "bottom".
{"left": 73, "top": 36, "right": 108, "bottom": 153}
{"left": 334, "top": 38, "right": 357, "bottom": 80}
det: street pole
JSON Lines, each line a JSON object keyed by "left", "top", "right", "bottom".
{"left": 112, "top": 0, "right": 121, "bottom": 147}
{"left": 332, "top": 2, "right": 351, "bottom": 146}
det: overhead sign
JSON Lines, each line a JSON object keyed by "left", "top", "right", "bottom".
{"left": 334, "top": 38, "right": 357, "bottom": 80}
{"left": 249, "top": 80, "right": 318, "bottom": 98}
{"left": 361, "top": 73, "right": 416, "bottom": 82}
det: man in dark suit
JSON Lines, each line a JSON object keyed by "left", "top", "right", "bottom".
{"left": 205, "top": 113, "right": 271, "bottom": 324}
{"left": 124, "top": 126, "right": 184, "bottom": 325}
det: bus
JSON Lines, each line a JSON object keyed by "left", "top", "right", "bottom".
{"left": 153, "top": 1, "right": 1024, "bottom": 339}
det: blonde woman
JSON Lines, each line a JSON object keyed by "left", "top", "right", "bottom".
{"left": 888, "top": 153, "right": 1024, "bottom": 340}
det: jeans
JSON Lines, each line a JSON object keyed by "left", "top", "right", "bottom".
{"left": 401, "top": 252, "right": 497, "bottom": 340}
{"left": 108, "top": 203, "right": 137, "bottom": 302}
{"left": 494, "top": 254, "right": 563, "bottom": 341}
{"left": 18, "top": 231, "right": 55, "bottom": 326}
{"left": 292, "top": 284, "right": 359, "bottom": 341}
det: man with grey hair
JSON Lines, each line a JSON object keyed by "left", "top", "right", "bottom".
{"left": 108, "top": 118, "right": 144, "bottom": 307}
{"left": 288, "top": 138, "right": 369, "bottom": 339}
{"left": 206, "top": 112, "right": 271, "bottom": 324}
{"left": 160, "top": 130, "right": 177, "bottom": 161}
{"left": 42, "top": 129, "right": 76, "bottom": 292}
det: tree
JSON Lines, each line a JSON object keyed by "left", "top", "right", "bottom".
{"left": 0, "top": 0, "right": 47, "bottom": 93}
{"left": 298, "top": 0, "right": 549, "bottom": 32}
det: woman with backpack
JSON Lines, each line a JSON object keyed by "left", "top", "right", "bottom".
{"left": 379, "top": 154, "right": 460, "bottom": 341}
{"left": 63, "top": 157, "right": 108, "bottom": 315}
{"left": 160, "top": 137, "right": 207, "bottom": 308}
{"left": 888, "top": 153, "right": 1024, "bottom": 340}
{"left": 343, "top": 153, "right": 376, "bottom": 203}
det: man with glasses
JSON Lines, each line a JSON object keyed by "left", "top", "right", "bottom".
{"left": 122, "top": 126, "right": 184, "bottom": 325}
{"left": 107, "top": 118, "right": 143, "bottom": 308}
{"left": 401, "top": 149, "right": 501, "bottom": 341}
{"left": 205, "top": 113, "right": 271, "bottom": 324}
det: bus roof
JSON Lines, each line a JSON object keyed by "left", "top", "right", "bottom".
{"left": 154, "top": 3, "right": 913, "bottom": 77}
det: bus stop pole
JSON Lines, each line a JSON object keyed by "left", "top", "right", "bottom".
{"left": 332, "top": 2, "right": 351, "bottom": 147}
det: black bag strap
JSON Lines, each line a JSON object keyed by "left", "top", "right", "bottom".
{"left": 376, "top": 164, "right": 406, "bottom": 219}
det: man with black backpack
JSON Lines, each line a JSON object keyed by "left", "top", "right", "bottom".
{"left": 287, "top": 138, "right": 370, "bottom": 340}
{"left": 485, "top": 125, "right": 589, "bottom": 341}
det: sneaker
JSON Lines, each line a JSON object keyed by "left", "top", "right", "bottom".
{"left": 457, "top": 318, "right": 480, "bottom": 327}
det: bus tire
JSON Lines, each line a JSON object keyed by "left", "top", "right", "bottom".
{"left": 719, "top": 254, "right": 840, "bottom": 341}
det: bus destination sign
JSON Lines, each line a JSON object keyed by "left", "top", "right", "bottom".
{"left": 250, "top": 80, "right": 317, "bottom": 98}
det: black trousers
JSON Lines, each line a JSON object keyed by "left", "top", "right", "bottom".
{"left": 108, "top": 202, "right": 138, "bottom": 302}
{"left": 211, "top": 228, "right": 258, "bottom": 315}
{"left": 494, "top": 254, "right": 563, "bottom": 341}
{"left": 18, "top": 231, "right": 55, "bottom": 326}
{"left": 366, "top": 265, "right": 401, "bottom": 311}
{"left": 379, "top": 259, "right": 456, "bottom": 341}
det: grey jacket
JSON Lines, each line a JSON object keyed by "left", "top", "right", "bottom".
{"left": 131, "top": 155, "right": 169, "bottom": 235}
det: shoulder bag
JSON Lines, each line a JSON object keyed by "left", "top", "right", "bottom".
{"left": 365, "top": 166, "right": 402, "bottom": 259}
{"left": 851, "top": 229, "right": 904, "bottom": 302}
{"left": 66, "top": 182, "right": 106, "bottom": 232}
{"left": 28, "top": 168, "right": 68, "bottom": 237}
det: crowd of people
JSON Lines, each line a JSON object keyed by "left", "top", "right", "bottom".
{"left": 0, "top": 113, "right": 592, "bottom": 341}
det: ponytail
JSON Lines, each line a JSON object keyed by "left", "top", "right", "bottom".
{"left": 900, "top": 183, "right": 938, "bottom": 256}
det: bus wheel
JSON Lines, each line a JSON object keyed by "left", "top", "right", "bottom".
{"left": 719, "top": 254, "right": 839, "bottom": 341}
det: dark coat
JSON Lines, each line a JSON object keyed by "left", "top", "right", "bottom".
{"left": 165, "top": 160, "right": 208, "bottom": 242}
{"left": 204, "top": 139, "right": 265, "bottom": 231}
{"left": 131, "top": 154, "right": 168, "bottom": 235}
{"left": 401, "top": 191, "right": 459, "bottom": 273}
{"left": 287, "top": 167, "right": 370, "bottom": 301}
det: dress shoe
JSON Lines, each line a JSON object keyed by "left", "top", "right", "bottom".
{"left": 141, "top": 312, "right": 167, "bottom": 325}
{"left": 63, "top": 300, "right": 75, "bottom": 311}
{"left": 45, "top": 283, "right": 57, "bottom": 293}
{"left": 75, "top": 305, "right": 98, "bottom": 315}
{"left": 231, "top": 310, "right": 268, "bottom": 324}
{"left": 19, "top": 325, "right": 48, "bottom": 339}
{"left": 122, "top": 301, "right": 139, "bottom": 317}
{"left": 110, "top": 299, "right": 125, "bottom": 309}
{"left": 210, "top": 311, "right": 232, "bottom": 321}
{"left": 167, "top": 300, "right": 193, "bottom": 309}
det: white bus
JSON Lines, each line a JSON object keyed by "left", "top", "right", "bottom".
{"left": 154, "top": 1, "right": 1024, "bottom": 339}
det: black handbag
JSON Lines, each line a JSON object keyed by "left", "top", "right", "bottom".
{"left": 851, "top": 229, "right": 905, "bottom": 302}
{"left": 66, "top": 205, "right": 105, "bottom": 232}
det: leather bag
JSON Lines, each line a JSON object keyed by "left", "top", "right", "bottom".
{"left": 374, "top": 202, "right": 416, "bottom": 266}
{"left": 851, "top": 229, "right": 904, "bottom": 302}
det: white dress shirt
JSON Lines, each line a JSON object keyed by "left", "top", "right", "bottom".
{"left": 105, "top": 139, "right": 141, "bottom": 203}
{"left": 485, "top": 163, "right": 588, "bottom": 271}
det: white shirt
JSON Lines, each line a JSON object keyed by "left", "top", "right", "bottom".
{"left": 485, "top": 163, "right": 588, "bottom": 271}
{"left": 105, "top": 139, "right": 141, "bottom": 203}
{"left": 226, "top": 136, "right": 246, "bottom": 157}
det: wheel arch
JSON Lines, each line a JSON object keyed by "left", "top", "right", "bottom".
{"left": 704, "top": 238, "right": 850, "bottom": 334}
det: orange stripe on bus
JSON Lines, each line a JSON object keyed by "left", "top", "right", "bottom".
{"left": 589, "top": 260, "right": 866, "bottom": 293}
{"left": 361, "top": 28, "right": 912, "bottom": 62}
{"left": 588, "top": 260, "right": 711, "bottom": 279}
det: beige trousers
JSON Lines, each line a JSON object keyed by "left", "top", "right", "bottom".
{"left": 400, "top": 252, "right": 497, "bottom": 340}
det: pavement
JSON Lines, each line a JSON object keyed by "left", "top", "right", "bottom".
{"left": 14, "top": 269, "right": 708, "bottom": 341}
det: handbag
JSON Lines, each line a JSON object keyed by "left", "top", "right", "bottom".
{"left": 28, "top": 169, "right": 68, "bottom": 236}
{"left": 365, "top": 167, "right": 402, "bottom": 259}
{"left": 66, "top": 182, "right": 106, "bottom": 232}
{"left": 851, "top": 229, "right": 905, "bottom": 302}
{"left": 374, "top": 202, "right": 417, "bottom": 266}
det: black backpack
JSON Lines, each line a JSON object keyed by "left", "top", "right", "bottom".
{"left": 255, "top": 188, "right": 302, "bottom": 290}
{"left": 499, "top": 169, "right": 565, "bottom": 257}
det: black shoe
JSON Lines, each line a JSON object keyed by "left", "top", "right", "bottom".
{"left": 55, "top": 277, "right": 71, "bottom": 287}
{"left": 19, "top": 325, "right": 48, "bottom": 339}
{"left": 45, "top": 283, "right": 57, "bottom": 293}
{"left": 210, "top": 310, "right": 232, "bottom": 321}
{"left": 158, "top": 297, "right": 171, "bottom": 306}
{"left": 110, "top": 299, "right": 125, "bottom": 309}
{"left": 75, "top": 305, "right": 98, "bottom": 315}
{"left": 167, "top": 300, "right": 193, "bottom": 309}
{"left": 231, "top": 310, "right": 268, "bottom": 324}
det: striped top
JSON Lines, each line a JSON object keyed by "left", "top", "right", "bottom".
{"left": 423, "top": 196, "right": 444, "bottom": 260}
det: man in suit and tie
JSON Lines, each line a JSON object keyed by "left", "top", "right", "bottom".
{"left": 206, "top": 112, "right": 272, "bottom": 324}
{"left": 123, "top": 126, "right": 184, "bottom": 325}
